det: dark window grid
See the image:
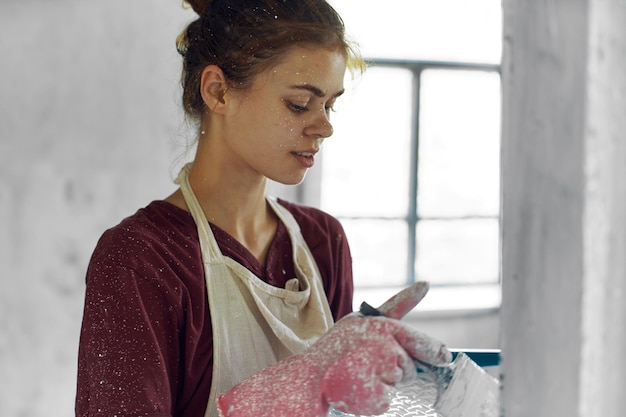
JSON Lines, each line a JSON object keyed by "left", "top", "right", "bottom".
{"left": 337, "top": 58, "right": 501, "bottom": 285}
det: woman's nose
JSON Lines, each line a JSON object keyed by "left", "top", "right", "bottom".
{"left": 304, "top": 109, "right": 334, "bottom": 138}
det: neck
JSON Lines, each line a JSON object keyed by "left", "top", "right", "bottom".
{"left": 191, "top": 160, "right": 269, "bottom": 228}
{"left": 175, "top": 140, "right": 278, "bottom": 265}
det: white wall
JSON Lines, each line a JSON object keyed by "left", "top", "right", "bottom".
{"left": 0, "top": 2, "right": 195, "bottom": 416}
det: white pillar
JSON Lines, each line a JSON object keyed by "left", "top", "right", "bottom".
{"left": 501, "top": 1, "right": 626, "bottom": 416}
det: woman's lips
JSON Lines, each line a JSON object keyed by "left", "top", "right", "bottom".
{"left": 292, "top": 151, "right": 316, "bottom": 168}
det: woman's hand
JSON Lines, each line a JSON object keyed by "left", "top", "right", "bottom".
{"left": 217, "top": 282, "right": 451, "bottom": 417}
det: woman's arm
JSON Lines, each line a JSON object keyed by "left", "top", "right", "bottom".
{"left": 76, "top": 258, "right": 182, "bottom": 417}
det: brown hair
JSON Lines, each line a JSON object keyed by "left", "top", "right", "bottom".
{"left": 177, "top": 0, "right": 363, "bottom": 124}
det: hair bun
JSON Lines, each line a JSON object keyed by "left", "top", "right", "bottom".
{"left": 183, "top": 0, "right": 211, "bottom": 16}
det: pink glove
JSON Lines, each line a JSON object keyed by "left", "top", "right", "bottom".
{"left": 217, "top": 282, "right": 451, "bottom": 417}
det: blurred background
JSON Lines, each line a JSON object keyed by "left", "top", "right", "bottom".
{"left": 0, "top": 1, "right": 502, "bottom": 416}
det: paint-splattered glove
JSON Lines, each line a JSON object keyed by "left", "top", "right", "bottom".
{"left": 217, "top": 282, "right": 452, "bottom": 417}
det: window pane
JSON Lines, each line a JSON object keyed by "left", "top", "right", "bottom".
{"left": 321, "top": 67, "right": 412, "bottom": 218}
{"left": 329, "top": 0, "right": 502, "bottom": 63}
{"left": 340, "top": 219, "right": 408, "bottom": 287}
{"left": 418, "top": 70, "right": 501, "bottom": 218}
{"left": 415, "top": 218, "right": 499, "bottom": 284}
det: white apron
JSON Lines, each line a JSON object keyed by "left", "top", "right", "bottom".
{"left": 175, "top": 164, "right": 334, "bottom": 417}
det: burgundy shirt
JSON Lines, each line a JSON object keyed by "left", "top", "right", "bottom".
{"left": 76, "top": 199, "right": 353, "bottom": 417}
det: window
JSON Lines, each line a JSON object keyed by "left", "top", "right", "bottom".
{"left": 323, "top": 63, "right": 500, "bottom": 291}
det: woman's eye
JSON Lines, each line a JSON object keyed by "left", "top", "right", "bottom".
{"left": 288, "top": 102, "right": 308, "bottom": 113}
{"left": 287, "top": 99, "right": 336, "bottom": 115}
{"left": 325, "top": 98, "right": 338, "bottom": 114}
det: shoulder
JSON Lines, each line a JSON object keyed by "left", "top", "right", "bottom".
{"left": 275, "top": 198, "right": 350, "bottom": 258}
{"left": 276, "top": 198, "right": 345, "bottom": 236}
{"left": 83, "top": 201, "right": 208, "bottom": 335}
{"left": 89, "top": 201, "right": 200, "bottom": 277}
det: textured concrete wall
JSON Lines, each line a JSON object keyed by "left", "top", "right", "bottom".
{"left": 501, "top": 0, "right": 626, "bottom": 416}
{"left": 580, "top": 0, "right": 626, "bottom": 414}
{"left": 501, "top": 1, "right": 587, "bottom": 415}
{"left": 0, "top": 2, "right": 195, "bottom": 416}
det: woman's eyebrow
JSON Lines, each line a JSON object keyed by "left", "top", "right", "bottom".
{"left": 289, "top": 84, "right": 345, "bottom": 98}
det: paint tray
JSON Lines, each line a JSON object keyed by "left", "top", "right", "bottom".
{"left": 328, "top": 350, "right": 500, "bottom": 417}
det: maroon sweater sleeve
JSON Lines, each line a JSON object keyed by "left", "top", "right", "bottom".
{"left": 76, "top": 199, "right": 353, "bottom": 417}
{"left": 76, "top": 205, "right": 212, "bottom": 417}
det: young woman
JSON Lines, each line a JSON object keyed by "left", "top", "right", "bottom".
{"left": 75, "top": 1, "right": 451, "bottom": 416}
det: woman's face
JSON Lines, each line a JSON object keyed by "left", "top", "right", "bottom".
{"left": 222, "top": 45, "right": 347, "bottom": 185}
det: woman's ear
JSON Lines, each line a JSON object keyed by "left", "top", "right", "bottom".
{"left": 200, "top": 65, "right": 228, "bottom": 113}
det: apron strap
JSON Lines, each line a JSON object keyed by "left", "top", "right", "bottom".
{"left": 175, "top": 163, "right": 224, "bottom": 264}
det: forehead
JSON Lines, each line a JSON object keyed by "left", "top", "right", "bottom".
{"left": 259, "top": 46, "right": 347, "bottom": 92}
